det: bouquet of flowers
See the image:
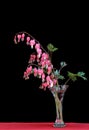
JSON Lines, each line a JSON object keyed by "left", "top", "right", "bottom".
{"left": 14, "top": 31, "right": 87, "bottom": 127}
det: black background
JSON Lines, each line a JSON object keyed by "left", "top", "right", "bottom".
{"left": 0, "top": 3, "right": 89, "bottom": 123}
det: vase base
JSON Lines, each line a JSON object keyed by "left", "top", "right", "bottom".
{"left": 53, "top": 122, "right": 66, "bottom": 128}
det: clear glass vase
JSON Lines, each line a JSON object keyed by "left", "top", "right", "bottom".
{"left": 50, "top": 85, "right": 68, "bottom": 127}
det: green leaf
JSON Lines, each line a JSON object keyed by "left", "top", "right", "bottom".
{"left": 52, "top": 47, "right": 58, "bottom": 52}
{"left": 54, "top": 70, "right": 59, "bottom": 76}
{"left": 47, "top": 43, "right": 58, "bottom": 52}
{"left": 67, "top": 71, "right": 87, "bottom": 82}
{"left": 54, "top": 70, "right": 65, "bottom": 80}
{"left": 58, "top": 75, "right": 65, "bottom": 80}
{"left": 67, "top": 71, "right": 77, "bottom": 82}
{"left": 77, "top": 71, "right": 87, "bottom": 80}
{"left": 77, "top": 72, "right": 85, "bottom": 76}
{"left": 80, "top": 76, "right": 87, "bottom": 80}
{"left": 60, "top": 61, "right": 67, "bottom": 67}
{"left": 47, "top": 43, "right": 54, "bottom": 51}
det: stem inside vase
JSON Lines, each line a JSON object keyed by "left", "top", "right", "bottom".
{"left": 54, "top": 92, "right": 63, "bottom": 121}
{"left": 50, "top": 85, "right": 68, "bottom": 127}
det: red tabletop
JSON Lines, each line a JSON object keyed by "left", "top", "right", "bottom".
{"left": 0, "top": 122, "right": 89, "bottom": 130}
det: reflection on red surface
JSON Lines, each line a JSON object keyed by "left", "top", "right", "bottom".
{"left": 0, "top": 122, "right": 89, "bottom": 130}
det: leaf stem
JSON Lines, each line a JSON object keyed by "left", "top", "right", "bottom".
{"left": 64, "top": 78, "right": 70, "bottom": 85}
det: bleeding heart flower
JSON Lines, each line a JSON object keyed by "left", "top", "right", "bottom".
{"left": 46, "top": 76, "right": 51, "bottom": 85}
{"left": 17, "top": 34, "right": 21, "bottom": 42}
{"left": 14, "top": 36, "right": 17, "bottom": 44}
{"left": 42, "top": 53, "right": 49, "bottom": 60}
{"left": 38, "top": 69, "right": 43, "bottom": 78}
{"left": 42, "top": 73, "right": 45, "bottom": 82}
{"left": 26, "top": 36, "right": 30, "bottom": 45}
{"left": 29, "top": 54, "right": 36, "bottom": 63}
{"left": 47, "top": 66, "right": 52, "bottom": 75}
{"left": 49, "top": 80, "right": 53, "bottom": 88}
{"left": 42, "top": 82, "right": 48, "bottom": 90}
{"left": 21, "top": 33, "right": 25, "bottom": 41}
{"left": 30, "top": 39, "right": 35, "bottom": 49}
{"left": 41, "top": 61, "right": 46, "bottom": 68}
{"left": 53, "top": 79, "right": 57, "bottom": 85}
{"left": 23, "top": 71, "right": 27, "bottom": 77}
{"left": 26, "top": 66, "right": 32, "bottom": 75}
{"left": 35, "top": 43, "right": 40, "bottom": 50}
{"left": 37, "top": 48, "right": 42, "bottom": 58}
{"left": 46, "top": 60, "right": 51, "bottom": 66}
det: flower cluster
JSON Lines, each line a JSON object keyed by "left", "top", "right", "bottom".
{"left": 14, "top": 32, "right": 58, "bottom": 90}
{"left": 14, "top": 32, "right": 87, "bottom": 91}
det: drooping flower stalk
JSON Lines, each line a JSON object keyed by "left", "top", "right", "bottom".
{"left": 15, "top": 31, "right": 49, "bottom": 54}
